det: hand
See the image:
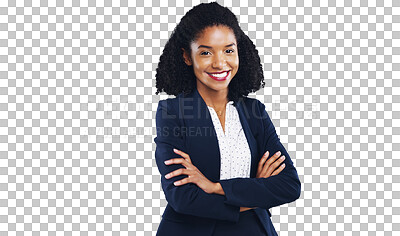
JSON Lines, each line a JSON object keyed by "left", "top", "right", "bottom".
{"left": 164, "top": 149, "right": 217, "bottom": 194}
{"left": 256, "top": 151, "right": 286, "bottom": 178}
{"left": 240, "top": 207, "right": 255, "bottom": 212}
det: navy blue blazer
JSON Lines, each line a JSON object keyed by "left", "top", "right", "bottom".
{"left": 154, "top": 87, "right": 301, "bottom": 236}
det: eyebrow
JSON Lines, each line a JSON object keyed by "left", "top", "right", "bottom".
{"left": 197, "top": 43, "right": 236, "bottom": 49}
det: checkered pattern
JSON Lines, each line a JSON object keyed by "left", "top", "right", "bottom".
{"left": 0, "top": 0, "right": 399, "bottom": 235}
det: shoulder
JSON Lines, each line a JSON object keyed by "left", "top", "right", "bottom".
{"left": 156, "top": 95, "right": 182, "bottom": 115}
{"left": 240, "top": 96, "right": 263, "bottom": 107}
{"left": 157, "top": 97, "right": 177, "bottom": 108}
{"left": 235, "top": 96, "right": 265, "bottom": 115}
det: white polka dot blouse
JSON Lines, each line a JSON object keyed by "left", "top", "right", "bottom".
{"left": 207, "top": 101, "right": 252, "bottom": 180}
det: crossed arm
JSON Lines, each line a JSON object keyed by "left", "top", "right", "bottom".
{"left": 154, "top": 100, "right": 301, "bottom": 222}
{"left": 166, "top": 148, "right": 286, "bottom": 212}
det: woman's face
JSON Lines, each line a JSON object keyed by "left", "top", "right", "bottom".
{"left": 182, "top": 25, "right": 239, "bottom": 93}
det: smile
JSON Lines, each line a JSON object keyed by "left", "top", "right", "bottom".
{"left": 207, "top": 71, "right": 230, "bottom": 81}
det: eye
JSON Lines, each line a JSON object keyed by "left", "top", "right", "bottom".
{"left": 200, "top": 51, "right": 211, "bottom": 55}
{"left": 226, "top": 49, "right": 235, "bottom": 53}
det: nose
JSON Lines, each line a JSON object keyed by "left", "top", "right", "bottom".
{"left": 212, "top": 53, "right": 226, "bottom": 69}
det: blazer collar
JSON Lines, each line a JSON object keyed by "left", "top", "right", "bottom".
{"left": 178, "top": 87, "right": 259, "bottom": 180}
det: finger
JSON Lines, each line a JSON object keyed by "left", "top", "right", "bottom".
{"left": 261, "top": 151, "right": 282, "bottom": 177}
{"left": 257, "top": 151, "right": 269, "bottom": 174}
{"left": 264, "top": 151, "right": 281, "bottom": 168}
{"left": 260, "top": 151, "right": 281, "bottom": 176}
{"left": 266, "top": 155, "right": 285, "bottom": 176}
{"left": 173, "top": 149, "right": 192, "bottom": 162}
{"left": 165, "top": 168, "right": 187, "bottom": 179}
{"left": 173, "top": 148, "right": 189, "bottom": 158}
{"left": 173, "top": 176, "right": 191, "bottom": 186}
{"left": 164, "top": 158, "right": 191, "bottom": 168}
{"left": 271, "top": 163, "right": 286, "bottom": 176}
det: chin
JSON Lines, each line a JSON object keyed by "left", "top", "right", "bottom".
{"left": 197, "top": 77, "right": 231, "bottom": 90}
{"left": 210, "top": 83, "right": 230, "bottom": 91}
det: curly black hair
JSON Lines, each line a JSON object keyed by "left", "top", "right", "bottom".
{"left": 155, "top": 1, "right": 265, "bottom": 102}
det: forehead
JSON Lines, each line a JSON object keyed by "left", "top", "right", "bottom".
{"left": 191, "top": 26, "right": 236, "bottom": 48}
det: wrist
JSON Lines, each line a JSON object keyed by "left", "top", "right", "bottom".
{"left": 213, "top": 182, "right": 225, "bottom": 195}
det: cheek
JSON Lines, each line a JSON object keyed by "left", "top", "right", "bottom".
{"left": 194, "top": 60, "right": 207, "bottom": 72}
{"left": 231, "top": 57, "right": 239, "bottom": 70}
{"left": 194, "top": 65, "right": 203, "bottom": 74}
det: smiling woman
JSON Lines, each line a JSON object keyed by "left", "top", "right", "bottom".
{"left": 182, "top": 26, "right": 239, "bottom": 88}
{"left": 154, "top": 2, "right": 301, "bottom": 236}
{"left": 181, "top": 25, "right": 239, "bottom": 123}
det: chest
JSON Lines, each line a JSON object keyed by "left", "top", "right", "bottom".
{"left": 180, "top": 99, "right": 261, "bottom": 181}
{"left": 219, "top": 115, "right": 226, "bottom": 133}
{"left": 208, "top": 104, "right": 252, "bottom": 179}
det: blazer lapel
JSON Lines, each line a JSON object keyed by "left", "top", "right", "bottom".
{"left": 233, "top": 98, "right": 259, "bottom": 178}
{"left": 179, "top": 88, "right": 258, "bottom": 182}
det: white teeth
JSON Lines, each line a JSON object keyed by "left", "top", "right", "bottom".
{"left": 210, "top": 72, "right": 228, "bottom": 77}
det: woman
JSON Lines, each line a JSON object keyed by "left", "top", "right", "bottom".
{"left": 154, "top": 2, "right": 301, "bottom": 236}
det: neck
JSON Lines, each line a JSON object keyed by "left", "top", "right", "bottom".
{"left": 196, "top": 81, "right": 229, "bottom": 109}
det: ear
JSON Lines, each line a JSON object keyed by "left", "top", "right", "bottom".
{"left": 181, "top": 48, "right": 192, "bottom": 66}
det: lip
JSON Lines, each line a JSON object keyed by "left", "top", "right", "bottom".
{"left": 207, "top": 70, "right": 229, "bottom": 74}
{"left": 207, "top": 71, "right": 230, "bottom": 81}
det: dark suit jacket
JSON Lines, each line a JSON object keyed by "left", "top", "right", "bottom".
{"left": 154, "top": 87, "right": 301, "bottom": 236}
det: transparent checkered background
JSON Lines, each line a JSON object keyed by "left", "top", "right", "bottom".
{"left": 0, "top": 0, "right": 399, "bottom": 235}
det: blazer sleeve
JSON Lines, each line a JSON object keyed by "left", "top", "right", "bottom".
{"left": 154, "top": 100, "right": 240, "bottom": 223}
{"left": 218, "top": 100, "right": 301, "bottom": 209}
